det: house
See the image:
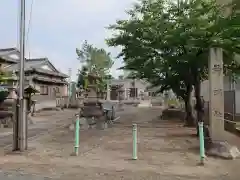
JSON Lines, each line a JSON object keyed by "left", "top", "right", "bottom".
{"left": 200, "top": 76, "right": 239, "bottom": 122}
{"left": 109, "top": 78, "right": 159, "bottom": 100}
{"left": 0, "top": 48, "right": 68, "bottom": 102}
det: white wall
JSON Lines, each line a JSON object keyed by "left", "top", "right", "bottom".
{"left": 235, "top": 91, "right": 240, "bottom": 114}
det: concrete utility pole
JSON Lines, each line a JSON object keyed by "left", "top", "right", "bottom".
{"left": 14, "top": 0, "right": 27, "bottom": 151}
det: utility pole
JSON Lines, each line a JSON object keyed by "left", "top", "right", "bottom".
{"left": 14, "top": 0, "right": 27, "bottom": 151}
{"left": 67, "top": 68, "right": 72, "bottom": 108}
{"left": 68, "top": 68, "right": 72, "bottom": 96}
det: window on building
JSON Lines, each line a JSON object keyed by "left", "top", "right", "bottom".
{"left": 40, "top": 85, "right": 48, "bottom": 95}
{"left": 55, "top": 87, "right": 60, "bottom": 93}
{"left": 148, "top": 92, "right": 156, "bottom": 97}
{"left": 130, "top": 88, "right": 137, "bottom": 98}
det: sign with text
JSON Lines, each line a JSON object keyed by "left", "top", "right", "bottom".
{"left": 209, "top": 48, "right": 225, "bottom": 140}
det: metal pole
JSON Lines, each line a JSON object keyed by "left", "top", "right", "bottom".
{"left": 18, "top": 0, "right": 26, "bottom": 151}
{"left": 132, "top": 123, "right": 138, "bottom": 160}
{"left": 198, "top": 122, "right": 205, "bottom": 165}
{"left": 73, "top": 115, "right": 80, "bottom": 156}
{"left": 67, "top": 68, "right": 72, "bottom": 108}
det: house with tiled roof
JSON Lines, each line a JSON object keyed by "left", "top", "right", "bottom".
{"left": 0, "top": 48, "right": 68, "bottom": 101}
{"left": 109, "top": 78, "right": 158, "bottom": 100}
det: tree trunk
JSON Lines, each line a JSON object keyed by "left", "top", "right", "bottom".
{"left": 194, "top": 77, "right": 204, "bottom": 136}
{"left": 194, "top": 80, "right": 204, "bottom": 123}
{"left": 184, "top": 86, "right": 195, "bottom": 127}
{"left": 184, "top": 99, "right": 195, "bottom": 127}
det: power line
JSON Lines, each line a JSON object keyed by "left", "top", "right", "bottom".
{"left": 26, "top": 0, "right": 34, "bottom": 59}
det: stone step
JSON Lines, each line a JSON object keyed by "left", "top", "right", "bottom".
{"left": 137, "top": 101, "right": 152, "bottom": 107}
{"left": 235, "top": 122, "right": 240, "bottom": 137}
{"left": 236, "top": 122, "right": 240, "bottom": 128}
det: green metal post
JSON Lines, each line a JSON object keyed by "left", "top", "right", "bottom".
{"left": 74, "top": 115, "right": 80, "bottom": 156}
{"left": 132, "top": 123, "right": 137, "bottom": 160}
{"left": 198, "top": 122, "right": 205, "bottom": 165}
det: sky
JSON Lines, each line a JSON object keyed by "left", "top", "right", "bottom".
{"left": 0, "top": 0, "right": 135, "bottom": 80}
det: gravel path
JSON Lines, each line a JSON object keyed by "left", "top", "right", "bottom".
{"left": 0, "top": 109, "right": 77, "bottom": 148}
{"left": 0, "top": 107, "right": 239, "bottom": 179}
{"left": 0, "top": 171, "right": 52, "bottom": 180}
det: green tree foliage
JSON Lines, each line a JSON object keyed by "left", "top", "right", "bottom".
{"left": 76, "top": 66, "right": 88, "bottom": 89}
{"left": 107, "top": 0, "right": 240, "bottom": 125}
{"left": 76, "top": 40, "right": 113, "bottom": 77}
{"left": 76, "top": 41, "right": 114, "bottom": 93}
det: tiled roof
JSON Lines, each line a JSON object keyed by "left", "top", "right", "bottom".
{"left": 0, "top": 47, "right": 19, "bottom": 63}
{"left": 0, "top": 48, "right": 68, "bottom": 78}
{"left": 5, "top": 59, "right": 45, "bottom": 72}
{"left": 32, "top": 67, "right": 68, "bottom": 78}
{"left": 33, "top": 76, "right": 68, "bottom": 84}
{"left": 3, "top": 58, "right": 68, "bottom": 78}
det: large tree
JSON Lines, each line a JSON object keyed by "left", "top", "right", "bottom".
{"left": 76, "top": 41, "right": 114, "bottom": 94}
{"left": 107, "top": 0, "right": 240, "bottom": 125}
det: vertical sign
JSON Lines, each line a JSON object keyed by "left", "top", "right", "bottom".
{"left": 209, "top": 48, "right": 225, "bottom": 140}
{"left": 106, "top": 80, "right": 110, "bottom": 100}
{"left": 68, "top": 68, "right": 72, "bottom": 96}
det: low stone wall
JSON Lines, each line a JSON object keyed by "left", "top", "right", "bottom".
{"left": 202, "top": 102, "right": 238, "bottom": 135}
{"left": 0, "top": 99, "right": 15, "bottom": 128}
{"left": 162, "top": 108, "right": 185, "bottom": 120}
{"left": 56, "top": 96, "right": 84, "bottom": 109}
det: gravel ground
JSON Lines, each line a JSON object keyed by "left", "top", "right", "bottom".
{"left": 0, "top": 109, "right": 77, "bottom": 148}
{"left": 0, "top": 107, "right": 239, "bottom": 179}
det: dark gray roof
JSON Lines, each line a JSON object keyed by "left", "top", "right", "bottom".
{"left": 0, "top": 47, "right": 19, "bottom": 63}
{"left": 5, "top": 58, "right": 68, "bottom": 78}
{"left": 5, "top": 58, "right": 45, "bottom": 72}
{"left": 0, "top": 48, "right": 68, "bottom": 78}
{"left": 0, "top": 48, "right": 16, "bottom": 53}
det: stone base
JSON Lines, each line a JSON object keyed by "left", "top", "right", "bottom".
{"left": 69, "top": 117, "right": 92, "bottom": 131}
{"left": 117, "top": 103, "right": 124, "bottom": 111}
{"left": 138, "top": 101, "right": 152, "bottom": 107}
{"left": 206, "top": 141, "right": 240, "bottom": 160}
{"left": 96, "top": 122, "right": 108, "bottom": 130}
{"left": 69, "top": 124, "right": 75, "bottom": 131}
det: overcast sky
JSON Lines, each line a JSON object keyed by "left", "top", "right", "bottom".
{"left": 0, "top": 0, "right": 135, "bottom": 79}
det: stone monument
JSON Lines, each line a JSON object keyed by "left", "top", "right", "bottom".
{"left": 80, "top": 73, "right": 107, "bottom": 129}
{"left": 207, "top": 48, "right": 240, "bottom": 159}
{"left": 117, "top": 85, "right": 124, "bottom": 111}
{"left": 209, "top": 48, "right": 225, "bottom": 140}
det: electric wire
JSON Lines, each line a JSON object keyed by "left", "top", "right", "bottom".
{"left": 26, "top": 0, "right": 34, "bottom": 59}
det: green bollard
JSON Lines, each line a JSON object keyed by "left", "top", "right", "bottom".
{"left": 198, "top": 122, "right": 205, "bottom": 165}
{"left": 132, "top": 123, "right": 138, "bottom": 160}
{"left": 74, "top": 115, "right": 80, "bottom": 156}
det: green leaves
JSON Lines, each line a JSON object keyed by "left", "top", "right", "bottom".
{"left": 76, "top": 41, "right": 114, "bottom": 77}
{"left": 107, "top": 0, "right": 240, "bottom": 100}
{"left": 76, "top": 41, "right": 113, "bottom": 92}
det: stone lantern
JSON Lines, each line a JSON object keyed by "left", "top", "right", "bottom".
{"left": 81, "top": 73, "right": 104, "bottom": 118}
